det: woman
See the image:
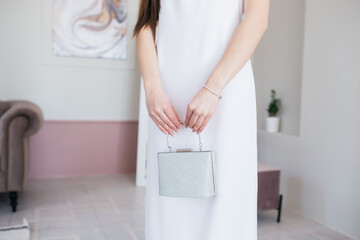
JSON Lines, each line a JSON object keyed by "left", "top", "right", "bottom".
{"left": 134, "top": 0, "right": 269, "bottom": 239}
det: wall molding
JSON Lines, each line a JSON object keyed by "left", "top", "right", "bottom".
{"left": 28, "top": 120, "right": 138, "bottom": 179}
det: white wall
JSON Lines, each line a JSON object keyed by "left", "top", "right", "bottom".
{"left": 0, "top": 0, "right": 140, "bottom": 121}
{"left": 253, "top": 0, "right": 305, "bottom": 136}
{"left": 256, "top": 0, "right": 360, "bottom": 238}
{"left": 2, "top": 0, "right": 360, "bottom": 238}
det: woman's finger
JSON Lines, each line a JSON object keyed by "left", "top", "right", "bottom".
{"left": 192, "top": 114, "right": 206, "bottom": 132}
{"left": 171, "top": 104, "right": 182, "bottom": 127}
{"left": 188, "top": 111, "right": 201, "bottom": 129}
{"left": 197, "top": 116, "right": 211, "bottom": 133}
{"left": 164, "top": 105, "right": 181, "bottom": 130}
{"left": 184, "top": 111, "right": 192, "bottom": 128}
{"left": 151, "top": 117, "right": 168, "bottom": 134}
{"left": 159, "top": 110, "right": 178, "bottom": 132}
{"left": 185, "top": 104, "right": 195, "bottom": 127}
{"left": 153, "top": 113, "right": 174, "bottom": 136}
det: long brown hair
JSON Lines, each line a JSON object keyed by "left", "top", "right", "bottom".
{"left": 133, "top": 0, "right": 161, "bottom": 37}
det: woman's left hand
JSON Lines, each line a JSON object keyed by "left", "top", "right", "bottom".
{"left": 185, "top": 88, "right": 220, "bottom": 133}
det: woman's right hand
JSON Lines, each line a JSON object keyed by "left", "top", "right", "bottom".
{"left": 145, "top": 88, "right": 181, "bottom": 136}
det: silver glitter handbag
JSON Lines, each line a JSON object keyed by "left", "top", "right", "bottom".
{"left": 157, "top": 132, "right": 216, "bottom": 198}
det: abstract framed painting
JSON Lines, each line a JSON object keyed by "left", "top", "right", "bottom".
{"left": 52, "top": 0, "right": 128, "bottom": 60}
{"left": 40, "top": 0, "right": 137, "bottom": 69}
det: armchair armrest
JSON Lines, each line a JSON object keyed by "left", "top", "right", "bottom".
{"left": 0, "top": 101, "right": 11, "bottom": 117}
{"left": 0, "top": 100, "right": 44, "bottom": 138}
{"left": 0, "top": 100, "right": 44, "bottom": 173}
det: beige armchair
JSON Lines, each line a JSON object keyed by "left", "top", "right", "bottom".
{"left": 0, "top": 100, "right": 43, "bottom": 212}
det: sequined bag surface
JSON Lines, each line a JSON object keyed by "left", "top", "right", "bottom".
{"left": 157, "top": 133, "right": 216, "bottom": 198}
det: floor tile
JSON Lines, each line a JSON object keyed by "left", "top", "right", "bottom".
{"left": 0, "top": 174, "right": 353, "bottom": 240}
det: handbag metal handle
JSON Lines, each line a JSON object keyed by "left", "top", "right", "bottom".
{"left": 167, "top": 132, "right": 203, "bottom": 152}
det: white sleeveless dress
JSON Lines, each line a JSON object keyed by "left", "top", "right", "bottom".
{"left": 145, "top": 0, "right": 258, "bottom": 239}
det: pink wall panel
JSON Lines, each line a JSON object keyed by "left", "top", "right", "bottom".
{"left": 27, "top": 120, "right": 138, "bottom": 178}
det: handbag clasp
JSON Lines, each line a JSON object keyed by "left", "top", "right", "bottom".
{"left": 176, "top": 148, "right": 192, "bottom": 152}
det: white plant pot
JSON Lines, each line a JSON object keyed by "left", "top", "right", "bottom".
{"left": 266, "top": 117, "right": 280, "bottom": 133}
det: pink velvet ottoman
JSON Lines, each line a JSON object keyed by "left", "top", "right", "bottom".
{"left": 258, "top": 162, "right": 283, "bottom": 222}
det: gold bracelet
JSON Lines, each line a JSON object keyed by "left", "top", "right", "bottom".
{"left": 202, "top": 85, "right": 223, "bottom": 100}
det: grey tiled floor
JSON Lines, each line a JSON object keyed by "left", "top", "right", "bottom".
{"left": 0, "top": 174, "right": 353, "bottom": 240}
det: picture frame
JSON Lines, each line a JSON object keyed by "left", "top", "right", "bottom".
{"left": 40, "top": 0, "right": 138, "bottom": 70}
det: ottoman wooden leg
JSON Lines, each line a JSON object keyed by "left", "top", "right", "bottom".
{"left": 9, "top": 191, "right": 18, "bottom": 212}
{"left": 277, "top": 194, "right": 283, "bottom": 223}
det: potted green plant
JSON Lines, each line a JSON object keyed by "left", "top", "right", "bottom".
{"left": 266, "top": 89, "right": 281, "bottom": 132}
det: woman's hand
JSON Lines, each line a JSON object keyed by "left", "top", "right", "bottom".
{"left": 136, "top": 25, "right": 180, "bottom": 135}
{"left": 185, "top": 88, "right": 220, "bottom": 133}
{"left": 145, "top": 88, "right": 181, "bottom": 136}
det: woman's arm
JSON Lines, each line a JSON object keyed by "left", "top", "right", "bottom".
{"left": 136, "top": 26, "right": 181, "bottom": 136}
{"left": 185, "top": 0, "right": 270, "bottom": 133}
